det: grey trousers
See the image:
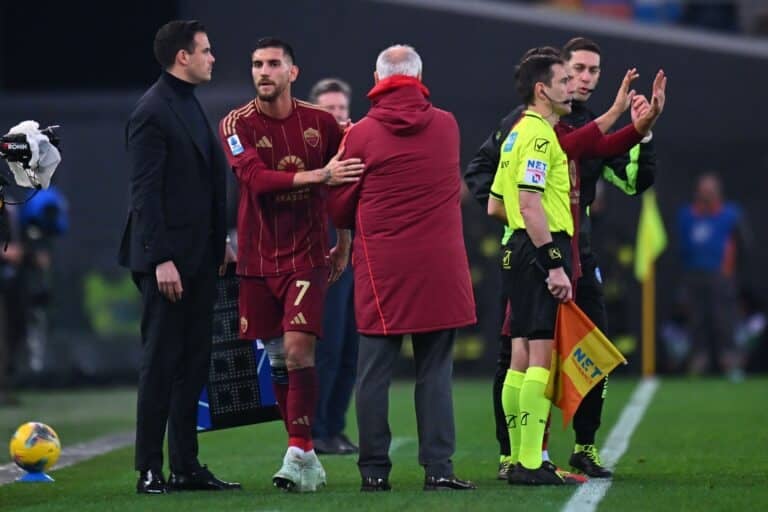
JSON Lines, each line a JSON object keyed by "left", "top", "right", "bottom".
{"left": 356, "top": 328, "right": 456, "bottom": 479}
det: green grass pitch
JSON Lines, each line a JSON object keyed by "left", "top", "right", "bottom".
{"left": 1, "top": 378, "right": 767, "bottom": 511}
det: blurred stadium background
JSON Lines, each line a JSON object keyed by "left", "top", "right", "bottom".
{"left": 0, "top": 0, "right": 766, "bottom": 386}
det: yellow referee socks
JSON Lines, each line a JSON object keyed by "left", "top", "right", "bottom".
{"left": 518, "top": 366, "right": 552, "bottom": 470}
{"left": 501, "top": 369, "right": 525, "bottom": 462}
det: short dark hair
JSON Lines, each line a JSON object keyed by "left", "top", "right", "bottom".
{"left": 515, "top": 50, "right": 564, "bottom": 105}
{"left": 520, "top": 46, "right": 562, "bottom": 61}
{"left": 309, "top": 78, "right": 351, "bottom": 103}
{"left": 153, "top": 20, "right": 206, "bottom": 70}
{"left": 253, "top": 37, "right": 296, "bottom": 64}
{"left": 562, "top": 37, "right": 601, "bottom": 60}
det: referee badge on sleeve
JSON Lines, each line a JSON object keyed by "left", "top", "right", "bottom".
{"left": 523, "top": 159, "right": 547, "bottom": 187}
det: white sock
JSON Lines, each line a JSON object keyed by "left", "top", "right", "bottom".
{"left": 287, "top": 446, "right": 304, "bottom": 457}
{"left": 541, "top": 449, "right": 550, "bottom": 462}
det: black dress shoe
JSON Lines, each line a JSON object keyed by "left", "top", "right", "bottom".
{"left": 313, "top": 437, "right": 337, "bottom": 455}
{"left": 136, "top": 469, "right": 167, "bottom": 494}
{"left": 168, "top": 465, "right": 242, "bottom": 491}
{"left": 335, "top": 433, "right": 359, "bottom": 454}
{"left": 361, "top": 476, "right": 392, "bottom": 492}
{"left": 315, "top": 434, "right": 359, "bottom": 455}
{"left": 424, "top": 475, "right": 477, "bottom": 491}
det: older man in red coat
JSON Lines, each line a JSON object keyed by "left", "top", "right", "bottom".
{"left": 328, "top": 44, "right": 477, "bottom": 492}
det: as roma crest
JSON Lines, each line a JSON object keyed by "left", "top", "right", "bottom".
{"left": 303, "top": 127, "right": 321, "bottom": 148}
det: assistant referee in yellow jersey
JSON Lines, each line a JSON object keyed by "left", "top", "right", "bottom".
{"left": 487, "top": 51, "right": 574, "bottom": 486}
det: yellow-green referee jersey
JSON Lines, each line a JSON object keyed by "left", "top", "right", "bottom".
{"left": 490, "top": 110, "right": 573, "bottom": 236}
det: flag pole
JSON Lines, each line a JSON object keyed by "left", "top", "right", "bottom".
{"left": 642, "top": 262, "right": 656, "bottom": 377}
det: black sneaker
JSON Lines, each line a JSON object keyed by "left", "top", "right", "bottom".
{"left": 497, "top": 458, "right": 514, "bottom": 480}
{"left": 424, "top": 475, "right": 477, "bottom": 491}
{"left": 313, "top": 437, "right": 337, "bottom": 455}
{"left": 361, "top": 476, "right": 391, "bottom": 492}
{"left": 542, "top": 461, "right": 587, "bottom": 485}
{"left": 507, "top": 462, "right": 565, "bottom": 486}
{"left": 335, "top": 433, "right": 359, "bottom": 454}
{"left": 569, "top": 444, "right": 613, "bottom": 478}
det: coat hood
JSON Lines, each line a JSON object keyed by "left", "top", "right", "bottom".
{"left": 367, "top": 75, "right": 434, "bottom": 135}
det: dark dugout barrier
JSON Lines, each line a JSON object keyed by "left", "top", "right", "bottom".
{"left": 0, "top": 0, "right": 766, "bottom": 382}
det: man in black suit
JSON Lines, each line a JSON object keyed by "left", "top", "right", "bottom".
{"left": 119, "top": 20, "right": 239, "bottom": 494}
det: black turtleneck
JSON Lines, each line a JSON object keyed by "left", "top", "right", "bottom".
{"left": 161, "top": 72, "right": 212, "bottom": 164}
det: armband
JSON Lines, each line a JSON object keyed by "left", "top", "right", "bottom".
{"left": 536, "top": 242, "right": 564, "bottom": 270}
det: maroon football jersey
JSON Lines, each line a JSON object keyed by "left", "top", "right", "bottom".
{"left": 220, "top": 98, "right": 342, "bottom": 276}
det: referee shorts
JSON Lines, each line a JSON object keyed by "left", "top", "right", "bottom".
{"left": 501, "top": 230, "right": 572, "bottom": 340}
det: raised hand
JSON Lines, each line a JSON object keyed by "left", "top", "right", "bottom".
{"left": 630, "top": 94, "right": 651, "bottom": 124}
{"left": 610, "top": 68, "right": 639, "bottom": 114}
{"left": 633, "top": 69, "right": 667, "bottom": 135}
{"left": 648, "top": 69, "right": 667, "bottom": 116}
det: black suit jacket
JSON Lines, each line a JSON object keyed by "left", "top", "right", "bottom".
{"left": 119, "top": 75, "right": 227, "bottom": 277}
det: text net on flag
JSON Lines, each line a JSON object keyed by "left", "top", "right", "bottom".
{"left": 546, "top": 301, "right": 627, "bottom": 427}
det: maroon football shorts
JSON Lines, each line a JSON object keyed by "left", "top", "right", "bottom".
{"left": 239, "top": 266, "right": 329, "bottom": 340}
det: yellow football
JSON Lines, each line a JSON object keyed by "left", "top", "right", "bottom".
{"left": 9, "top": 422, "right": 61, "bottom": 473}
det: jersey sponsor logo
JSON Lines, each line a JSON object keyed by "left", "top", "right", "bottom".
{"left": 227, "top": 134, "right": 245, "bottom": 156}
{"left": 503, "top": 132, "right": 518, "bottom": 152}
{"left": 255, "top": 136, "right": 272, "bottom": 148}
{"left": 527, "top": 159, "right": 547, "bottom": 172}
{"left": 523, "top": 159, "right": 547, "bottom": 187}
{"left": 534, "top": 138, "right": 550, "bottom": 153}
{"left": 303, "top": 127, "right": 321, "bottom": 147}
{"left": 523, "top": 160, "right": 547, "bottom": 187}
{"left": 277, "top": 155, "right": 306, "bottom": 172}
{"left": 275, "top": 188, "right": 311, "bottom": 203}
{"left": 524, "top": 170, "right": 545, "bottom": 186}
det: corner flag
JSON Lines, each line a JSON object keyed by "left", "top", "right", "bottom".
{"left": 634, "top": 191, "right": 667, "bottom": 282}
{"left": 546, "top": 301, "right": 627, "bottom": 427}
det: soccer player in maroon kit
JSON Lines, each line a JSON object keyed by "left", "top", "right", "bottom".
{"left": 219, "top": 37, "right": 363, "bottom": 492}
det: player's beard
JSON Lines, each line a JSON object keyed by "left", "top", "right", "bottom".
{"left": 256, "top": 81, "right": 285, "bottom": 102}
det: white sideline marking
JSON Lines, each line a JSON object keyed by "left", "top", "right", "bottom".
{"left": 389, "top": 436, "right": 415, "bottom": 454}
{"left": 0, "top": 431, "right": 134, "bottom": 485}
{"left": 562, "top": 378, "right": 659, "bottom": 512}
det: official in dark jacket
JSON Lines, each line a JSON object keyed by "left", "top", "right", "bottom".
{"left": 118, "top": 20, "right": 237, "bottom": 494}
{"left": 464, "top": 38, "right": 658, "bottom": 479}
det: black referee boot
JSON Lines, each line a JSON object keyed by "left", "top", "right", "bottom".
{"left": 569, "top": 444, "right": 613, "bottom": 478}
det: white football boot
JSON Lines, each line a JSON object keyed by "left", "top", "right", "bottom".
{"left": 300, "top": 450, "right": 327, "bottom": 492}
{"left": 272, "top": 446, "right": 304, "bottom": 492}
